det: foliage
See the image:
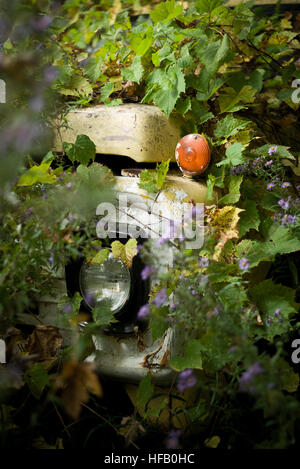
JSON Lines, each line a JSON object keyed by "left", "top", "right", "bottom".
{"left": 0, "top": 0, "right": 300, "bottom": 452}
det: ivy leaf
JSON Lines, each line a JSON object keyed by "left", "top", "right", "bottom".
{"left": 238, "top": 200, "right": 260, "bottom": 237}
{"left": 150, "top": 64, "right": 185, "bottom": 116}
{"left": 58, "top": 75, "right": 93, "bottom": 98}
{"left": 249, "top": 279, "right": 299, "bottom": 339}
{"left": 136, "top": 374, "right": 154, "bottom": 409}
{"left": 169, "top": 340, "right": 203, "bottom": 371}
{"left": 214, "top": 114, "right": 250, "bottom": 139}
{"left": 209, "top": 206, "right": 244, "bottom": 260}
{"left": 90, "top": 248, "right": 110, "bottom": 265}
{"left": 218, "top": 175, "right": 243, "bottom": 205}
{"left": 100, "top": 81, "right": 114, "bottom": 103}
{"left": 24, "top": 363, "right": 50, "bottom": 399}
{"left": 17, "top": 162, "right": 56, "bottom": 186}
{"left": 111, "top": 239, "right": 137, "bottom": 268}
{"left": 92, "top": 305, "right": 117, "bottom": 325}
{"left": 121, "top": 56, "right": 144, "bottom": 84}
{"left": 219, "top": 85, "right": 256, "bottom": 113}
{"left": 198, "top": 35, "right": 231, "bottom": 76}
{"left": 84, "top": 57, "right": 103, "bottom": 82}
{"left": 64, "top": 134, "right": 96, "bottom": 165}
{"left": 150, "top": 0, "right": 183, "bottom": 23}
{"left": 216, "top": 142, "right": 244, "bottom": 167}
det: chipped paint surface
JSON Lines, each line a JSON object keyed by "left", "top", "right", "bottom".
{"left": 52, "top": 104, "right": 183, "bottom": 163}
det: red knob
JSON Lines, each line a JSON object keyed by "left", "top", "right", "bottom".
{"left": 175, "top": 134, "right": 211, "bottom": 177}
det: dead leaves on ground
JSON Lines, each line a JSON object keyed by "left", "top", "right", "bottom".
{"left": 206, "top": 205, "right": 244, "bottom": 260}
{"left": 55, "top": 361, "right": 103, "bottom": 420}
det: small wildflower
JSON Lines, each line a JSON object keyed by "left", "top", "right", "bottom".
{"left": 152, "top": 288, "right": 167, "bottom": 308}
{"left": 48, "top": 251, "right": 54, "bottom": 266}
{"left": 239, "top": 362, "right": 264, "bottom": 392}
{"left": 266, "top": 316, "right": 272, "bottom": 327}
{"left": 137, "top": 304, "right": 150, "bottom": 319}
{"left": 191, "top": 289, "right": 197, "bottom": 295}
{"left": 42, "top": 192, "right": 48, "bottom": 200}
{"left": 62, "top": 303, "right": 72, "bottom": 314}
{"left": 239, "top": 258, "right": 250, "bottom": 270}
{"left": 265, "top": 159, "right": 273, "bottom": 167}
{"left": 141, "top": 265, "right": 153, "bottom": 281}
{"left": 25, "top": 207, "right": 33, "bottom": 217}
{"left": 177, "top": 369, "right": 197, "bottom": 392}
{"left": 285, "top": 214, "right": 297, "bottom": 224}
{"left": 268, "top": 146, "right": 278, "bottom": 156}
{"left": 170, "top": 303, "right": 179, "bottom": 311}
{"left": 273, "top": 308, "right": 281, "bottom": 317}
{"left": 252, "top": 157, "right": 261, "bottom": 167}
{"left": 199, "top": 257, "right": 209, "bottom": 268}
{"left": 266, "top": 182, "right": 275, "bottom": 191}
{"left": 281, "top": 182, "right": 291, "bottom": 189}
{"left": 85, "top": 292, "right": 95, "bottom": 306}
{"left": 165, "top": 429, "right": 181, "bottom": 449}
{"left": 156, "top": 237, "right": 169, "bottom": 247}
{"left": 278, "top": 199, "right": 289, "bottom": 211}
{"left": 67, "top": 182, "right": 72, "bottom": 189}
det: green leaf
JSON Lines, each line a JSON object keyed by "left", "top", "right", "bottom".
{"left": 218, "top": 175, "right": 243, "bottom": 204}
{"left": 84, "top": 57, "right": 103, "bottom": 82}
{"left": 150, "top": 0, "right": 183, "bottom": 23}
{"left": 176, "top": 96, "right": 192, "bottom": 116}
{"left": 214, "top": 115, "right": 250, "bottom": 139}
{"left": 17, "top": 163, "right": 56, "bottom": 186}
{"left": 90, "top": 248, "right": 109, "bottom": 265}
{"left": 191, "top": 100, "right": 214, "bottom": 124}
{"left": 249, "top": 279, "right": 299, "bottom": 338}
{"left": 100, "top": 81, "right": 114, "bottom": 103}
{"left": 58, "top": 75, "right": 93, "bottom": 98}
{"left": 169, "top": 340, "right": 203, "bottom": 371}
{"left": 121, "top": 55, "right": 144, "bottom": 84}
{"left": 206, "top": 174, "right": 216, "bottom": 202}
{"left": 157, "top": 159, "right": 170, "bottom": 189}
{"left": 219, "top": 85, "right": 256, "bottom": 113}
{"left": 130, "top": 26, "right": 153, "bottom": 56}
{"left": 24, "top": 363, "right": 50, "bottom": 399}
{"left": 238, "top": 200, "right": 260, "bottom": 237}
{"left": 151, "top": 313, "right": 169, "bottom": 342}
{"left": 195, "top": 0, "right": 222, "bottom": 14}
{"left": 216, "top": 142, "right": 244, "bottom": 167}
{"left": 111, "top": 239, "right": 137, "bottom": 268}
{"left": 136, "top": 374, "right": 154, "bottom": 409}
{"left": 64, "top": 134, "right": 96, "bottom": 165}
{"left": 198, "top": 35, "right": 231, "bottom": 76}
{"left": 92, "top": 305, "right": 117, "bottom": 326}
{"left": 150, "top": 64, "right": 185, "bottom": 116}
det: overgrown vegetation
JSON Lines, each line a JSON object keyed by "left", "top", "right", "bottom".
{"left": 0, "top": 0, "right": 300, "bottom": 450}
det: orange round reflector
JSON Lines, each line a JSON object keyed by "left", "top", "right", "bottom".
{"left": 175, "top": 134, "right": 211, "bottom": 177}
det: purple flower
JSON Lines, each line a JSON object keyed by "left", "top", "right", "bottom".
{"left": 48, "top": 251, "right": 54, "bottom": 266}
{"left": 239, "top": 258, "right": 250, "bottom": 270}
{"left": 137, "top": 304, "right": 150, "bottom": 319}
{"left": 266, "top": 182, "right": 275, "bottom": 191}
{"left": 239, "top": 362, "right": 264, "bottom": 392}
{"left": 252, "top": 157, "right": 261, "bottom": 167}
{"left": 268, "top": 146, "right": 278, "bottom": 156}
{"left": 199, "top": 257, "right": 209, "bottom": 268}
{"left": 278, "top": 199, "right": 289, "bottom": 211}
{"left": 282, "top": 182, "right": 290, "bottom": 189}
{"left": 206, "top": 307, "right": 220, "bottom": 319}
{"left": 25, "top": 207, "right": 34, "bottom": 217}
{"left": 273, "top": 308, "right": 281, "bottom": 317}
{"left": 165, "top": 429, "right": 181, "bottom": 449}
{"left": 85, "top": 292, "right": 95, "bottom": 306}
{"left": 141, "top": 266, "right": 153, "bottom": 281}
{"left": 265, "top": 159, "right": 273, "bottom": 167}
{"left": 152, "top": 288, "right": 167, "bottom": 308}
{"left": 170, "top": 303, "right": 179, "bottom": 310}
{"left": 62, "top": 303, "right": 72, "bottom": 314}
{"left": 266, "top": 316, "right": 272, "bottom": 327}
{"left": 156, "top": 237, "right": 169, "bottom": 247}
{"left": 177, "top": 369, "right": 197, "bottom": 393}
{"left": 67, "top": 182, "right": 72, "bottom": 189}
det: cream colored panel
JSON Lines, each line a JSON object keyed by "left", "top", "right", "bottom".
{"left": 53, "top": 104, "right": 182, "bottom": 163}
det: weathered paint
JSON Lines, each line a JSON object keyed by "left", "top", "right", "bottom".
{"left": 52, "top": 104, "right": 183, "bottom": 163}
